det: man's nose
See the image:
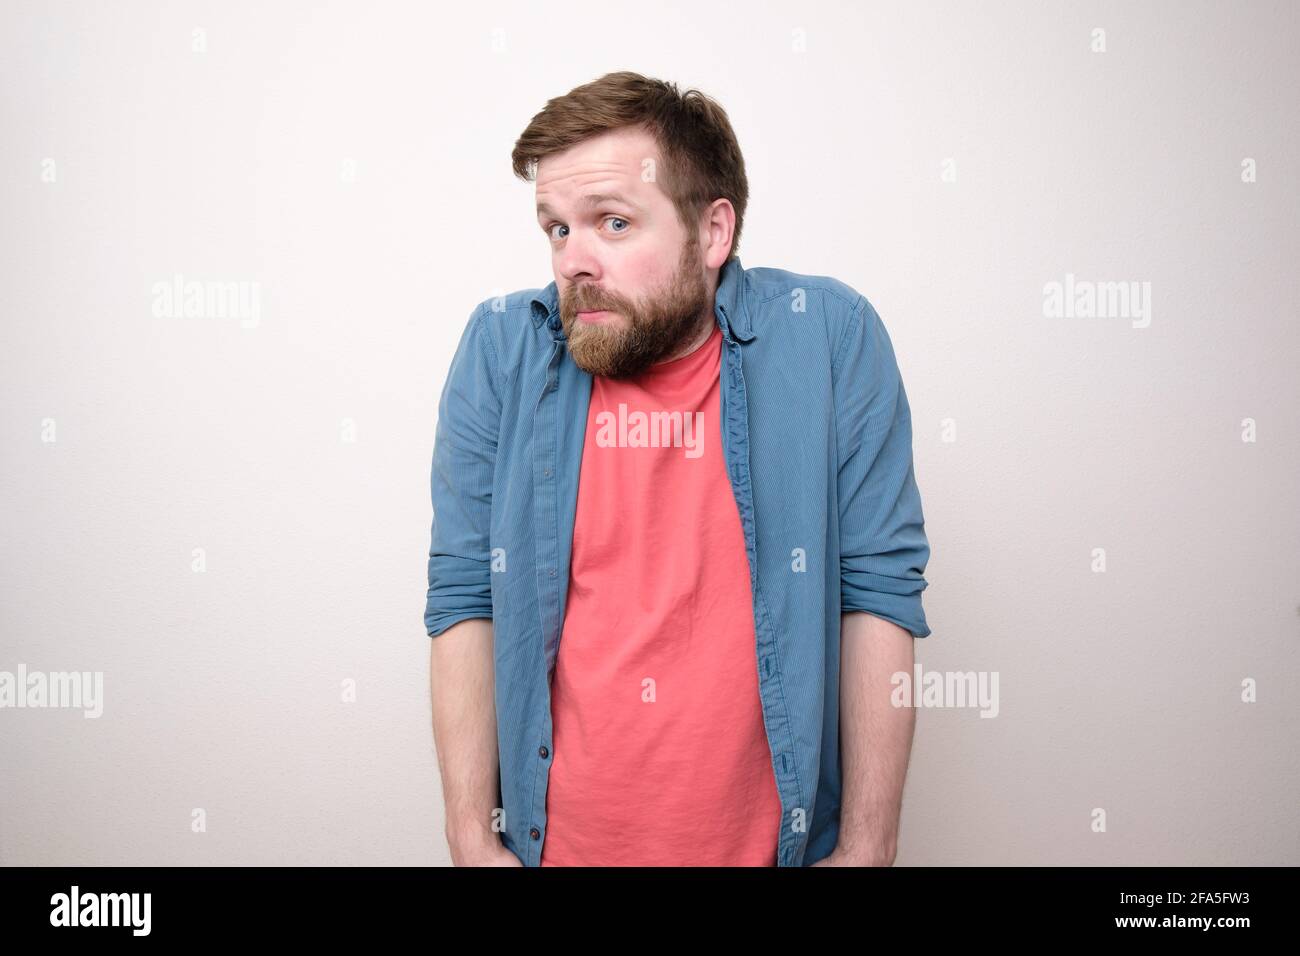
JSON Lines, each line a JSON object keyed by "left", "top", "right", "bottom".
{"left": 556, "top": 228, "right": 603, "bottom": 285}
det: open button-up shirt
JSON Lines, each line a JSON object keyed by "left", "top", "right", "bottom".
{"left": 425, "top": 255, "right": 932, "bottom": 866}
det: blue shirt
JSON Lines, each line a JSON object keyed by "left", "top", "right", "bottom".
{"left": 425, "top": 255, "right": 932, "bottom": 866}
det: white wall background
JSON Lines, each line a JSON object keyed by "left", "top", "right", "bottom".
{"left": 1, "top": 0, "right": 1296, "bottom": 865}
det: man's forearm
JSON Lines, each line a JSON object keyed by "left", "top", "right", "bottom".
{"left": 836, "top": 611, "right": 917, "bottom": 865}
{"left": 428, "top": 617, "right": 502, "bottom": 857}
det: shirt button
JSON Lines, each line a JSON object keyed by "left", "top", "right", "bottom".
{"left": 548, "top": 568, "right": 556, "bottom": 577}
{"left": 543, "top": 468, "right": 551, "bottom": 476}
{"left": 530, "top": 827, "right": 541, "bottom": 840}
{"left": 538, "top": 745, "right": 549, "bottom": 758}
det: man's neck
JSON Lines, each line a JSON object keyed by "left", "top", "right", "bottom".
{"left": 654, "top": 312, "right": 716, "bottom": 366}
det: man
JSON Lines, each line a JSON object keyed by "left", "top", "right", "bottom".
{"left": 426, "top": 71, "right": 932, "bottom": 867}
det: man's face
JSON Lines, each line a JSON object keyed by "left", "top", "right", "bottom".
{"left": 535, "top": 127, "right": 715, "bottom": 379}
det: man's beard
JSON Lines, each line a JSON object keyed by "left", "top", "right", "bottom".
{"left": 559, "top": 235, "right": 713, "bottom": 379}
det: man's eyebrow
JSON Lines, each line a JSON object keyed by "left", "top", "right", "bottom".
{"left": 536, "top": 193, "right": 641, "bottom": 219}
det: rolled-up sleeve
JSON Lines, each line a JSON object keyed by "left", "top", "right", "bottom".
{"left": 425, "top": 303, "right": 500, "bottom": 638}
{"left": 832, "top": 294, "right": 932, "bottom": 638}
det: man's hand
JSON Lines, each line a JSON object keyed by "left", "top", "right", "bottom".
{"left": 448, "top": 829, "right": 524, "bottom": 866}
{"left": 810, "top": 842, "right": 897, "bottom": 867}
{"left": 458, "top": 844, "right": 524, "bottom": 867}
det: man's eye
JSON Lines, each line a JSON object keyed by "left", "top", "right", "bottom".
{"left": 546, "top": 217, "right": 627, "bottom": 242}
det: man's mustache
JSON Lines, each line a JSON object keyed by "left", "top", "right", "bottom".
{"left": 570, "top": 301, "right": 624, "bottom": 316}
{"left": 568, "top": 289, "right": 625, "bottom": 313}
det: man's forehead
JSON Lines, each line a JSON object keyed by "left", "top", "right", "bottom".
{"left": 535, "top": 130, "right": 658, "bottom": 188}
{"left": 535, "top": 190, "right": 645, "bottom": 219}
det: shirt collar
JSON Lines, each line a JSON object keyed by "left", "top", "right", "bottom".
{"left": 529, "top": 255, "right": 754, "bottom": 343}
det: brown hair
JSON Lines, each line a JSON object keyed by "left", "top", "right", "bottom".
{"left": 511, "top": 71, "right": 749, "bottom": 261}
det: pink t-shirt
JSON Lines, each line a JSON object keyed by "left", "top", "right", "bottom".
{"left": 539, "top": 322, "right": 782, "bottom": 866}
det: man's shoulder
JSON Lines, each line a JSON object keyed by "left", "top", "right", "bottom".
{"left": 467, "top": 285, "right": 554, "bottom": 325}
{"left": 459, "top": 283, "right": 557, "bottom": 357}
{"left": 741, "top": 265, "right": 874, "bottom": 354}
{"left": 742, "top": 265, "right": 866, "bottom": 315}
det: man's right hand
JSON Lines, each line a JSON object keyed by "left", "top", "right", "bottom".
{"left": 448, "top": 831, "right": 524, "bottom": 867}
{"left": 474, "top": 844, "right": 525, "bottom": 867}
